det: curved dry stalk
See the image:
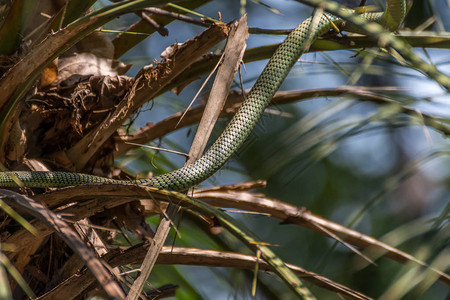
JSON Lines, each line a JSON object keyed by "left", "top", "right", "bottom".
{"left": 0, "top": 189, "right": 125, "bottom": 299}
{"left": 114, "top": 87, "right": 449, "bottom": 157}
{"left": 161, "top": 31, "right": 450, "bottom": 96}
{"left": 4, "top": 182, "right": 316, "bottom": 298}
{"left": 112, "top": 0, "right": 211, "bottom": 58}
{"left": 37, "top": 246, "right": 372, "bottom": 300}
{"left": 127, "top": 16, "right": 248, "bottom": 300}
{"left": 193, "top": 184, "right": 450, "bottom": 286}
{"left": 5, "top": 183, "right": 448, "bottom": 286}
{"left": 66, "top": 22, "right": 230, "bottom": 170}
{"left": 0, "top": 0, "right": 173, "bottom": 155}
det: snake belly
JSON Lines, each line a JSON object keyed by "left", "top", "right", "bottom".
{"left": 0, "top": 0, "right": 405, "bottom": 190}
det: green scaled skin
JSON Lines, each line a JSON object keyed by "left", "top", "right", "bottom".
{"left": 0, "top": 0, "right": 405, "bottom": 190}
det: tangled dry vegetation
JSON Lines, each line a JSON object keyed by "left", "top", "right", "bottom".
{"left": 0, "top": 1, "right": 449, "bottom": 299}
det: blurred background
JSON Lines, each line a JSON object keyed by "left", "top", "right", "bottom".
{"left": 106, "top": 0, "right": 449, "bottom": 299}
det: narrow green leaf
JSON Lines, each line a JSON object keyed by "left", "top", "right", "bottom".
{"left": 0, "top": 0, "right": 38, "bottom": 54}
{"left": 151, "top": 188, "right": 317, "bottom": 299}
{"left": 0, "top": 198, "right": 38, "bottom": 236}
{"left": 0, "top": 252, "right": 36, "bottom": 299}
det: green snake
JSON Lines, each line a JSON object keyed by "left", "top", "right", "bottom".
{"left": 0, "top": 0, "right": 405, "bottom": 190}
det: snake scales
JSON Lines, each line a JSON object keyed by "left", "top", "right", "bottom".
{"left": 0, "top": 0, "right": 405, "bottom": 190}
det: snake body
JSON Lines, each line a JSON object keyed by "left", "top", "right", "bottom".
{"left": 0, "top": 0, "right": 405, "bottom": 190}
